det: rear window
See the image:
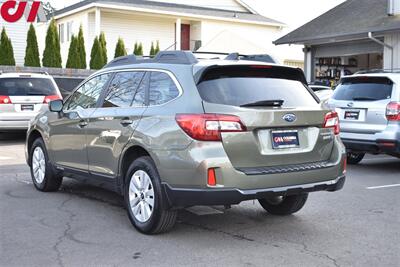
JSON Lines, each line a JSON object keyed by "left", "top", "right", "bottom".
{"left": 197, "top": 65, "right": 318, "bottom": 107}
{"left": 0, "top": 77, "right": 57, "bottom": 96}
{"left": 332, "top": 77, "right": 393, "bottom": 101}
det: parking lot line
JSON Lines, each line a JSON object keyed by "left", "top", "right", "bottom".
{"left": 366, "top": 184, "right": 400, "bottom": 190}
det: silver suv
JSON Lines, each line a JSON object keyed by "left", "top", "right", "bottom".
{"left": 0, "top": 72, "right": 62, "bottom": 131}
{"left": 26, "top": 51, "right": 346, "bottom": 234}
{"left": 328, "top": 72, "right": 400, "bottom": 164}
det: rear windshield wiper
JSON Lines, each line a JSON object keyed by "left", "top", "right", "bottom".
{"left": 240, "top": 100, "right": 284, "bottom": 107}
{"left": 352, "top": 97, "right": 378, "bottom": 101}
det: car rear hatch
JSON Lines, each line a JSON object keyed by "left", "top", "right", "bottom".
{"left": 329, "top": 76, "right": 393, "bottom": 134}
{"left": 195, "top": 65, "right": 335, "bottom": 169}
{"left": 0, "top": 76, "right": 61, "bottom": 120}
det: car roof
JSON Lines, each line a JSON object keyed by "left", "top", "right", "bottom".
{"left": 0, "top": 72, "right": 53, "bottom": 79}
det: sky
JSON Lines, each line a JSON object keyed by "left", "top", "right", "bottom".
{"left": 48, "top": 0, "right": 346, "bottom": 61}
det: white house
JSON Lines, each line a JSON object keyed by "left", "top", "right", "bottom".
{"left": 41, "top": 0, "right": 286, "bottom": 67}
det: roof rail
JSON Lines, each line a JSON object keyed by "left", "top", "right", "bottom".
{"left": 355, "top": 68, "right": 400, "bottom": 74}
{"left": 153, "top": 51, "right": 198, "bottom": 64}
{"left": 104, "top": 55, "right": 137, "bottom": 68}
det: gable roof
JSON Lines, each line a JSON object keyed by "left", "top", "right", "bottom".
{"left": 51, "top": 0, "right": 284, "bottom": 26}
{"left": 275, "top": 0, "right": 400, "bottom": 45}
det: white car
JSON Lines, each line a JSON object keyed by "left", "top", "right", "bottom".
{"left": 0, "top": 72, "right": 62, "bottom": 131}
{"left": 309, "top": 85, "right": 334, "bottom": 102}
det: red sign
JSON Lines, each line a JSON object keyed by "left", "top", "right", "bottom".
{"left": 1, "top": 1, "right": 42, "bottom": 23}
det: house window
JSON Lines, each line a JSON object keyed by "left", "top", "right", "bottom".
{"left": 67, "top": 22, "right": 73, "bottom": 42}
{"left": 59, "top": 23, "right": 65, "bottom": 43}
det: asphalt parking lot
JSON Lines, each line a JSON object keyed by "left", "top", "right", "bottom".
{"left": 0, "top": 132, "right": 399, "bottom": 267}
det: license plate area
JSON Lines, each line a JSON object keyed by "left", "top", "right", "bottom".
{"left": 271, "top": 130, "right": 300, "bottom": 149}
{"left": 344, "top": 110, "right": 360, "bottom": 120}
{"left": 21, "top": 104, "right": 34, "bottom": 111}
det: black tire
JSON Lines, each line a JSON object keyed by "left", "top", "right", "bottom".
{"left": 347, "top": 152, "right": 365, "bottom": 165}
{"left": 124, "top": 156, "right": 177, "bottom": 234}
{"left": 258, "top": 193, "right": 308, "bottom": 215}
{"left": 29, "top": 138, "right": 63, "bottom": 192}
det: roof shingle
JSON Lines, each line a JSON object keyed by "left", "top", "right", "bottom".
{"left": 275, "top": 0, "right": 400, "bottom": 45}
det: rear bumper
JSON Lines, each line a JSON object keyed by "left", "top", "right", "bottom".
{"left": 342, "top": 138, "right": 400, "bottom": 155}
{"left": 162, "top": 175, "right": 345, "bottom": 207}
{"left": 0, "top": 120, "right": 31, "bottom": 130}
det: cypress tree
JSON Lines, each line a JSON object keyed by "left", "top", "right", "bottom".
{"left": 133, "top": 42, "right": 138, "bottom": 55}
{"left": 42, "top": 19, "right": 62, "bottom": 68}
{"left": 77, "top": 25, "right": 86, "bottom": 69}
{"left": 66, "top": 35, "right": 79, "bottom": 68}
{"left": 137, "top": 42, "right": 143, "bottom": 56}
{"left": 24, "top": 24, "right": 40, "bottom": 67}
{"left": 99, "top": 32, "right": 107, "bottom": 65}
{"left": 114, "top": 38, "right": 127, "bottom": 58}
{"left": 90, "top": 37, "right": 104, "bottom": 70}
{"left": 154, "top": 41, "right": 160, "bottom": 55}
{"left": 0, "top": 27, "right": 16, "bottom": 66}
{"left": 149, "top": 42, "right": 155, "bottom": 57}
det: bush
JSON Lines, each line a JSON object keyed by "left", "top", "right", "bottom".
{"left": 24, "top": 24, "right": 40, "bottom": 67}
{"left": 114, "top": 38, "right": 127, "bottom": 58}
{"left": 149, "top": 42, "right": 155, "bottom": 57}
{"left": 0, "top": 27, "right": 16, "bottom": 66}
{"left": 90, "top": 37, "right": 104, "bottom": 70}
{"left": 99, "top": 32, "right": 107, "bottom": 65}
{"left": 42, "top": 19, "right": 62, "bottom": 68}
{"left": 66, "top": 35, "right": 79, "bottom": 68}
{"left": 133, "top": 42, "right": 143, "bottom": 56}
{"left": 76, "top": 25, "right": 86, "bottom": 69}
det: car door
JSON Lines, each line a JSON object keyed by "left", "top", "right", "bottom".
{"left": 49, "top": 73, "right": 112, "bottom": 171}
{"left": 86, "top": 71, "right": 149, "bottom": 178}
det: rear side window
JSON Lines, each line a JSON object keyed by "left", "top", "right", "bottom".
{"left": 149, "top": 72, "right": 180, "bottom": 106}
{"left": 197, "top": 65, "right": 317, "bottom": 107}
{"left": 0, "top": 78, "right": 57, "bottom": 96}
{"left": 333, "top": 77, "right": 393, "bottom": 101}
{"left": 102, "top": 71, "right": 145, "bottom": 108}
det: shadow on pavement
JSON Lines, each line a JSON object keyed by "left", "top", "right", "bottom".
{"left": 0, "top": 131, "right": 26, "bottom": 144}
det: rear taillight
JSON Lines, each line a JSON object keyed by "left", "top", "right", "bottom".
{"left": 323, "top": 111, "right": 340, "bottom": 135}
{"left": 175, "top": 114, "right": 247, "bottom": 141}
{"left": 43, "top": 95, "right": 62, "bottom": 104}
{"left": 0, "top": 95, "right": 12, "bottom": 104}
{"left": 386, "top": 102, "right": 400, "bottom": 121}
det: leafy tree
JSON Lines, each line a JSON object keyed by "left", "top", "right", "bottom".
{"left": 24, "top": 24, "right": 40, "bottom": 67}
{"left": 42, "top": 19, "right": 62, "bottom": 68}
{"left": 90, "top": 37, "right": 104, "bottom": 70}
{"left": 76, "top": 25, "right": 86, "bottom": 69}
{"left": 154, "top": 41, "right": 160, "bottom": 55}
{"left": 66, "top": 35, "right": 79, "bottom": 68}
{"left": 114, "top": 38, "right": 127, "bottom": 58}
{"left": 149, "top": 42, "right": 155, "bottom": 57}
{"left": 0, "top": 27, "right": 16, "bottom": 66}
{"left": 99, "top": 32, "right": 107, "bottom": 65}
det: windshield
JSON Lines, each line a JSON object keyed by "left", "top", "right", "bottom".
{"left": 0, "top": 78, "right": 57, "bottom": 96}
{"left": 332, "top": 77, "right": 393, "bottom": 101}
{"left": 197, "top": 66, "right": 318, "bottom": 107}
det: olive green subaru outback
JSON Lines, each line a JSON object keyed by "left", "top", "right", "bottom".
{"left": 26, "top": 51, "right": 346, "bottom": 234}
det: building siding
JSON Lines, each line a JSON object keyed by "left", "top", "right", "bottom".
{"left": 0, "top": 20, "right": 30, "bottom": 66}
{"left": 100, "top": 11, "right": 176, "bottom": 60}
{"left": 384, "top": 32, "right": 400, "bottom": 70}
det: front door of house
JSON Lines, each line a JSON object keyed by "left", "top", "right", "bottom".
{"left": 181, "top": 24, "right": 190, "bottom": 50}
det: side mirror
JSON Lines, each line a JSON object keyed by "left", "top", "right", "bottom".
{"left": 49, "top": 99, "right": 63, "bottom": 112}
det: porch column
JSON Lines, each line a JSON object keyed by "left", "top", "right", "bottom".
{"left": 303, "top": 46, "right": 313, "bottom": 83}
{"left": 175, "top": 18, "right": 181, "bottom": 50}
{"left": 95, "top": 8, "right": 101, "bottom": 37}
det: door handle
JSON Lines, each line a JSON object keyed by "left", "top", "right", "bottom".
{"left": 78, "top": 120, "right": 88, "bottom": 128}
{"left": 120, "top": 118, "right": 133, "bottom": 126}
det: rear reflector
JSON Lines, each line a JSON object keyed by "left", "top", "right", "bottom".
{"left": 207, "top": 168, "right": 217, "bottom": 186}
{"left": 0, "top": 95, "right": 12, "bottom": 104}
{"left": 342, "top": 157, "right": 347, "bottom": 174}
{"left": 323, "top": 111, "right": 340, "bottom": 135}
{"left": 386, "top": 102, "right": 400, "bottom": 121}
{"left": 43, "top": 95, "right": 62, "bottom": 104}
{"left": 175, "top": 114, "right": 246, "bottom": 141}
